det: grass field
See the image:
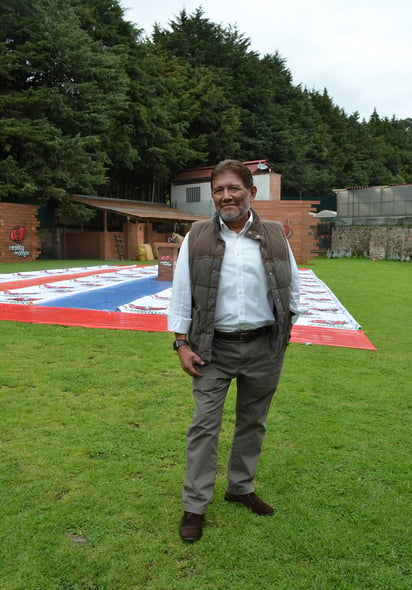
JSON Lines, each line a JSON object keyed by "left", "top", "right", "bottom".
{"left": 0, "top": 258, "right": 410, "bottom": 589}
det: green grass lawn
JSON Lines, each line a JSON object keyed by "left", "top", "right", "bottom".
{"left": 0, "top": 258, "right": 410, "bottom": 589}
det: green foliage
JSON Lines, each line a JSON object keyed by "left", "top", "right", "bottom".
{"left": 0, "top": 2, "right": 411, "bottom": 206}
{"left": 0, "top": 0, "right": 127, "bottom": 204}
{"left": 152, "top": 7, "right": 253, "bottom": 70}
{"left": 0, "top": 258, "right": 410, "bottom": 589}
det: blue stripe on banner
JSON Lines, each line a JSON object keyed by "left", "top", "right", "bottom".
{"left": 37, "top": 277, "right": 172, "bottom": 311}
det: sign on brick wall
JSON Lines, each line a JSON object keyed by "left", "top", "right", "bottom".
{"left": 0, "top": 203, "right": 40, "bottom": 262}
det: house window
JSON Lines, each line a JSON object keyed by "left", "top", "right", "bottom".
{"left": 186, "top": 186, "right": 201, "bottom": 203}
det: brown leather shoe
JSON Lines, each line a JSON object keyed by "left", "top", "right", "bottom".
{"left": 179, "top": 511, "right": 204, "bottom": 542}
{"left": 224, "top": 492, "right": 275, "bottom": 515}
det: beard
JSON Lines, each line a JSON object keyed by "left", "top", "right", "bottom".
{"left": 219, "top": 206, "right": 249, "bottom": 223}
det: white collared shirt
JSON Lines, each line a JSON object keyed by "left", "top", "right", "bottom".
{"left": 167, "top": 213, "right": 300, "bottom": 334}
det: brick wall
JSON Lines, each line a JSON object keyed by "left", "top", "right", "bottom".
{"left": 253, "top": 200, "right": 319, "bottom": 264}
{"left": 0, "top": 203, "right": 41, "bottom": 262}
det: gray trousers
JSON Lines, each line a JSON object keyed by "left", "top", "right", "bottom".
{"left": 182, "top": 331, "right": 287, "bottom": 514}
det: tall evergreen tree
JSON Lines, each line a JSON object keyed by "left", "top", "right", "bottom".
{"left": 0, "top": 0, "right": 128, "bottom": 215}
{"left": 152, "top": 8, "right": 244, "bottom": 168}
{"left": 366, "top": 111, "right": 412, "bottom": 184}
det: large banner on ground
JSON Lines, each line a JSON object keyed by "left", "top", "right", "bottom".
{"left": 0, "top": 265, "right": 375, "bottom": 350}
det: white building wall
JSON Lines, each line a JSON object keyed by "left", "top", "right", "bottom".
{"left": 253, "top": 175, "right": 270, "bottom": 200}
{"left": 171, "top": 182, "right": 214, "bottom": 217}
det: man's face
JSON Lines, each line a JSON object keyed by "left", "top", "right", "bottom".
{"left": 211, "top": 170, "right": 257, "bottom": 229}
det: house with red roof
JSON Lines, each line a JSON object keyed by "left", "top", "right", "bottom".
{"left": 171, "top": 160, "right": 281, "bottom": 217}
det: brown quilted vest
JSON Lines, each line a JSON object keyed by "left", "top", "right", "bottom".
{"left": 188, "top": 210, "right": 292, "bottom": 361}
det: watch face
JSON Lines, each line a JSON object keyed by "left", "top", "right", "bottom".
{"left": 173, "top": 340, "right": 188, "bottom": 350}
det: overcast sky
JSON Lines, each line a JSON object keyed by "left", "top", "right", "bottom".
{"left": 120, "top": 0, "right": 411, "bottom": 121}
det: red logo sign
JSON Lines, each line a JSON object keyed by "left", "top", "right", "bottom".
{"left": 9, "top": 225, "right": 28, "bottom": 243}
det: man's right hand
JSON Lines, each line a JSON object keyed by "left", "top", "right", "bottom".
{"left": 178, "top": 346, "right": 205, "bottom": 377}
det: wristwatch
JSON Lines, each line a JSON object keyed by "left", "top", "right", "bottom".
{"left": 173, "top": 340, "right": 189, "bottom": 351}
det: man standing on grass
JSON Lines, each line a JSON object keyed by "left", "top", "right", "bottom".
{"left": 167, "top": 159, "right": 300, "bottom": 542}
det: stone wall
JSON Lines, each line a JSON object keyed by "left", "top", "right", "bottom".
{"left": 331, "top": 223, "right": 412, "bottom": 260}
